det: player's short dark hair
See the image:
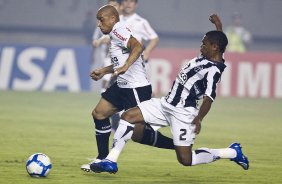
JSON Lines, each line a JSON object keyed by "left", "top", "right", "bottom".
{"left": 205, "top": 31, "right": 228, "bottom": 54}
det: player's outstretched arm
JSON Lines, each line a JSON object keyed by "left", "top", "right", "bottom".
{"left": 113, "top": 36, "right": 143, "bottom": 77}
{"left": 90, "top": 65, "right": 114, "bottom": 81}
{"left": 209, "top": 14, "right": 223, "bottom": 31}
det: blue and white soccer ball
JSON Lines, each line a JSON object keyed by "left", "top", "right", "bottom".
{"left": 26, "top": 153, "right": 52, "bottom": 177}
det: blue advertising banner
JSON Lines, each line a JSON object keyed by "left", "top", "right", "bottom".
{"left": 0, "top": 44, "right": 92, "bottom": 91}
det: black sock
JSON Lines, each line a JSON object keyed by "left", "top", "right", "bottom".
{"left": 94, "top": 118, "right": 111, "bottom": 160}
{"left": 140, "top": 124, "right": 174, "bottom": 150}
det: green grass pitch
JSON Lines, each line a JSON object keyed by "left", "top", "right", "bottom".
{"left": 0, "top": 91, "right": 282, "bottom": 184}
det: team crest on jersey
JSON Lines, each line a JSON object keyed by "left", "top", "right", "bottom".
{"left": 177, "top": 71, "right": 188, "bottom": 85}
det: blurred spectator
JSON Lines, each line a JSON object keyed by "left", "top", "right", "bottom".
{"left": 225, "top": 12, "right": 252, "bottom": 53}
{"left": 120, "top": 0, "right": 159, "bottom": 62}
{"left": 120, "top": 0, "right": 159, "bottom": 83}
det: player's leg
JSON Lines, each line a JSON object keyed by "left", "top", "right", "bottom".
{"left": 124, "top": 85, "right": 174, "bottom": 149}
{"left": 175, "top": 144, "right": 249, "bottom": 170}
{"left": 90, "top": 106, "right": 144, "bottom": 173}
{"left": 110, "top": 98, "right": 168, "bottom": 161}
{"left": 92, "top": 97, "right": 119, "bottom": 160}
{"left": 106, "top": 107, "right": 145, "bottom": 162}
{"left": 91, "top": 98, "right": 169, "bottom": 173}
{"left": 93, "top": 82, "right": 124, "bottom": 160}
{"left": 169, "top": 108, "right": 249, "bottom": 169}
{"left": 81, "top": 83, "right": 121, "bottom": 172}
{"left": 133, "top": 123, "right": 174, "bottom": 149}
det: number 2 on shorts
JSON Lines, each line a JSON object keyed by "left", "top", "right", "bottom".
{"left": 179, "top": 129, "right": 187, "bottom": 140}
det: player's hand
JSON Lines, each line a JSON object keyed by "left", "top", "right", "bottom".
{"left": 192, "top": 116, "right": 202, "bottom": 135}
{"left": 209, "top": 14, "right": 222, "bottom": 31}
{"left": 142, "top": 51, "right": 150, "bottom": 61}
{"left": 112, "top": 63, "right": 129, "bottom": 77}
{"left": 90, "top": 69, "right": 104, "bottom": 81}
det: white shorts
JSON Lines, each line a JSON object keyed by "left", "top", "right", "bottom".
{"left": 138, "top": 98, "right": 198, "bottom": 146}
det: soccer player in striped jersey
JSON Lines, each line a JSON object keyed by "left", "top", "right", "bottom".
{"left": 91, "top": 14, "right": 249, "bottom": 173}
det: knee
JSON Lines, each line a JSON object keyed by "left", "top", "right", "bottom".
{"left": 92, "top": 108, "right": 105, "bottom": 120}
{"left": 91, "top": 109, "right": 97, "bottom": 118}
{"left": 131, "top": 135, "right": 140, "bottom": 143}
{"left": 120, "top": 111, "right": 134, "bottom": 122}
{"left": 177, "top": 155, "right": 192, "bottom": 166}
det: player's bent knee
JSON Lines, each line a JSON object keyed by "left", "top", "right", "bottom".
{"left": 120, "top": 111, "right": 134, "bottom": 122}
{"left": 131, "top": 135, "right": 140, "bottom": 142}
{"left": 176, "top": 155, "right": 192, "bottom": 166}
{"left": 178, "top": 158, "right": 192, "bottom": 166}
{"left": 92, "top": 109, "right": 106, "bottom": 120}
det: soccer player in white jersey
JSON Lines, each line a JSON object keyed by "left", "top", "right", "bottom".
{"left": 120, "top": 0, "right": 159, "bottom": 79}
{"left": 92, "top": 0, "right": 123, "bottom": 93}
{"left": 91, "top": 14, "right": 249, "bottom": 174}
{"left": 81, "top": 4, "right": 174, "bottom": 173}
{"left": 91, "top": 0, "right": 123, "bottom": 134}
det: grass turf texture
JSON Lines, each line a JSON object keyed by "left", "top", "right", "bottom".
{"left": 0, "top": 91, "right": 281, "bottom": 184}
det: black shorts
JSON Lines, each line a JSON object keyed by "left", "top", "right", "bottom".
{"left": 101, "top": 82, "right": 152, "bottom": 111}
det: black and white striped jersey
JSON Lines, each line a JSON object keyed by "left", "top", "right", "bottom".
{"left": 164, "top": 56, "right": 226, "bottom": 108}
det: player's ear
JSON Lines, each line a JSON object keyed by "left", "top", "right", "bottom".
{"left": 213, "top": 43, "right": 219, "bottom": 52}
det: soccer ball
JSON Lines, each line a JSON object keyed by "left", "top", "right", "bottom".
{"left": 26, "top": 153, "right": 52, "bottom": 177}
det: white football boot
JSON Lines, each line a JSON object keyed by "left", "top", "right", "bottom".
{"left": 80, "top": 158, "right": 101, "bottom": 172}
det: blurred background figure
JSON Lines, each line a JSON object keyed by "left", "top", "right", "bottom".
{"left": 225, "top": 12, "right": 252, "bottom": 53}
{"left": 82, "top": 10, "right": 96, "bottom": 45}
{"left": 120, "top": 0, "right": 159, "bottom": 80}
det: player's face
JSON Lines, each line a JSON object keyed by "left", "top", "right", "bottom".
{"left": 200, "top": 35, "right": 214, "bottom": 58}
{"left": 96, "top": 12, "right": 115, "bottom": 34}
{"left": 122, "top": 0, "right": 137, "bottom": 15}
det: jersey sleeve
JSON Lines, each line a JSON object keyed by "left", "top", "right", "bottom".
{"left": 140, "top": 19, "right": 158, "bottom": 41}
{"left": 204, "top": 69, "right": 221, "bottom": 101}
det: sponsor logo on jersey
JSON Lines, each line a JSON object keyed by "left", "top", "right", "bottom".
{"left": 113, "top": 29, "right": 127, "bottom": 42}
{"left": 117, "top": 81, "right": 128, "bottom": 86}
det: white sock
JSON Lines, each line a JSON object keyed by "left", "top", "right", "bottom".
{"left": 192, "top": 147, "right": 237, "bottom": 166}
{"left": 105, "top": 119, "right": 135, "bottom": 162}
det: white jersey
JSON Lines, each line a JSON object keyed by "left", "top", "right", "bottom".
{"left": 120, "top": 13, "right": 158, "bottom": 44}
{"left": 109, "top": 21, "right": 150, "bottom": 88}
